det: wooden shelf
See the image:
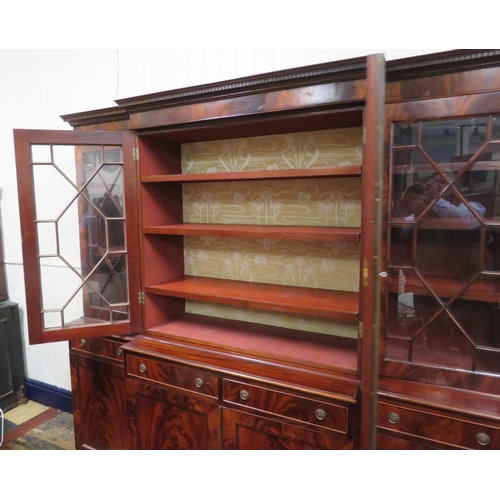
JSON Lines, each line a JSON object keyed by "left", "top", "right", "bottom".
{"left": 141, "top": 165, "right": 362, "bottom": 184}
{"left": 146, "top": 276, "right": 359, "bottom": 322}
{"left": 145, "top": 313, "right": 359, "bottom": 376}
{"left": 143, "top": 224, "right": 361, "bottom": 243}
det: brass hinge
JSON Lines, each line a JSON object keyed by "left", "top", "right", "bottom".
{"left": 132, "top": 147, "right": 139, "bottom": 161}
{"left": 358, "top": 321, "right": 364, "bottom": 338}
{"left": 363, "top": 259, "right": 369, "bottom": 287}
{"left": 138, "top": 291, "right": 145, "bottom": 305}
{"left": 362, "top": 126, "right": 367, "bottom": 145}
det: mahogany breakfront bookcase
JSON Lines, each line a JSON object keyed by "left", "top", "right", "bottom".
{"left": 14, "top": 50, "right": 500, "bottom": 450}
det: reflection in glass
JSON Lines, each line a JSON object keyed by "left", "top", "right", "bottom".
{"left": 412, "top": 311, "right": 474, "bottom": 370}
{"left": 449, "top": 274, "right": 500, "bottom": 350}
{"left": 485, "top": 227, "right": 500, "bottom": 272}
{"left": 393, "top": 123, "right": 418, "bottom": 146}
{"left": 387, "top": 268, "right": 441, "bottom": 340}
{"left": 32, "top": 143, "right": 129, "bottom": 330}
{"left": 389, "top": 226, "right": 413, "bottom": 266}
{"left": 421, "top": 117, "right": 488, "bottom": 176}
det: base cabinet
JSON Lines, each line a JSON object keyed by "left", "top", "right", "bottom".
{"left": 70, "top": 337, "right": 129, "bottom": 450}
{"left": 126, "top": 380, "right": 220, "bottom": 450}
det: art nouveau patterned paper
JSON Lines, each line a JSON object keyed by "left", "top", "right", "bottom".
{"left": 183, "top": 178, "right": 362, "bottom": 227}
{"left": 181, "top": 128, "right": 363, "bottom": 173}
{"left": 184, "top": 236, "right": 360, "bottom": 292}
{"left": 186, "top": 300, "right": 359, "bottom": 339}
{"left": 179, "top": 128, "right": 362, "bottom": 338}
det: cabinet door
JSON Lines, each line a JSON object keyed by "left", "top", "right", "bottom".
{"left": 14, "top": 129, "right": 142, "bottom": 344}
{"left": 221, "top": 408, "right": 354, "bottom": 450}
{"left": 70, "top": 352, "right": 128, "bottom": 450}
{"left": 126, "top": 380, "right": 220, "bottom": 450}
{"left": 382, "top": 92, "right": 500, "bottom": 391}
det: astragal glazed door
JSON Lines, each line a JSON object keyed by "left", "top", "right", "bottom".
{"left": 14, "top": 129, "right": 142, "bottom": 344}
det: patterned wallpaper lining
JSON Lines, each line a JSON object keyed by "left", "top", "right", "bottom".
{"left": 180, "top": 128, "right": 362, "bottom": 338}
{"left": 184, "top": 236, "right": 360, "bottom": 292}
{"left": 186, "top": 300, "right": 359, "bottom": 339}
{"left": 182, "top": 178, "right": 362, "bottom": 227}
{"left": 181, "top": 128, "right": 363, "bottom": 174}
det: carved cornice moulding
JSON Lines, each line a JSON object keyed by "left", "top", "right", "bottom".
{"left": 61, "top": 50, "right": 500, "bottom": 127}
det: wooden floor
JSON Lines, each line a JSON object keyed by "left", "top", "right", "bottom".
{"left": 1, "top": 401, "right": 75, "bottom": 450}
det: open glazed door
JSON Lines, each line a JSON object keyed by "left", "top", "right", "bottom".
{"left": 14, "top": 129, "right": 142, "bottom": 344}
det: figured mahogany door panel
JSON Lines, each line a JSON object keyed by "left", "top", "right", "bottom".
{"left": 221, "top": 408, "right": 353, "bottom": 450}
{"left": 127, "top": 381, "right": 220, "bottom": 450}
{"left": 70, "top": 354, "right": 128, "bottom": 450}
{"left": 14, "top": 129, "right": 142, "bottom": 344}
{"left": 376, "top": 432, "right": 439, "bottom": 450}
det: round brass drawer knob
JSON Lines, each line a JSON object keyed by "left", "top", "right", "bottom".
{"left": 239, "top": 390, "right": 249, "bottom": 401}
{"left": 80, "top": 339, "right": 87, "bottom": 347}
{"left": 195, "top": 378, "right": 204, "bottom": 388}
{"left": 139, "top": 364, "right": 147, "bottom": 374}
{"left": 476, "top": 433, "right": 491, "bottom": 447}
{"left": 315, "top": 409, "right": 327, "bottom": 421}
{"left": 388, "top": 412, "right": 400, "bottom": 425}
{"left": 116, "top": 348, "right": 123, "bottom": 356}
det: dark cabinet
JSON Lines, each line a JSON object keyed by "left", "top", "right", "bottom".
{"left": 0, "top": 302, "right": 26, "bottom": 412}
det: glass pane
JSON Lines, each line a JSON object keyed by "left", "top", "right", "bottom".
{"left": 449, "top": 274, "right": 500, "bottom": 352}
{"left": 31, "top": 142, "right": 129, "bottom": 330}
{"left": 421, "top": 117, "right": 488, "bottom": 180}
{"left": 393, "top": 123, "right": 418, "bottom": 146}
{"left": 389, "top": 226, "right": 413, "bottom": 266}
{"left": 37, "top": 222, "right": 58, "bottom": 256}
{"left": 31, "top": 144, "right": 51, "bottom": 163}
{"left": 415, "top": 191, "right": 482, "bottom": 303}
{"left": 387, "top": 268, "right": 441, "bottom": 341}
{"left": 412, "top": 311, "right": 474, "bottom": 370}
{"left": 492, "top": 116, "right": 500, "bottom": 140}
{"left": 39, "top": 256, "right": 83, "bottom": 311}
{"left": 485, "top": 227, "right": 500, "bottom": 272}
{"left": 33, "top": 164, "right": 78, "bottom": 220}
{"left": 454, "top": 143, "right": 500, "bottom": 222}
{"left": 392, "top": 148, "right": 437, "bottom": 220}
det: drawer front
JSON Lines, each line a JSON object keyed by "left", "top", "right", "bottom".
{"left": 223, "top": 379, "right": 349, "bottom": 435}
{"left": 127, "top": 355, "right": 219, "bottom": 399}
{"left": 378, "top": 401, "right": 500, "bottom": 450}
{"left": 71, "top": 337, "right": 126, "bottom": 363}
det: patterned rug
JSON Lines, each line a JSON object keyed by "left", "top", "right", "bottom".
{"left": 1, "top": 410, "right": 75, "bottom": 450}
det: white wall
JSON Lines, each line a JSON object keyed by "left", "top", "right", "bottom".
{"left": 0, "top": 49, "right": 447, "bottom": 392}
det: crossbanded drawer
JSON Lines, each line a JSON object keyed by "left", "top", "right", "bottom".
{"left": 71, "top": 337, "right": 126, "bottom": 364}
{"left": 378, "top": 401, "right": 500, "bottom": 450}
{"left": 223, "top": 379, "right": 349, "bottom": 435}
{"left": 127, "top": 355, "right": 219, "bottom": 399}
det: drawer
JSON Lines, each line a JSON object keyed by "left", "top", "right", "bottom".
{"left": 223, "top": 379, "right": 349, "bottom": 435}
{"left": 71, "top": 337, "right": 126, "bottom": 364}
{"left": 127, "top": 355, "right": 220, "bottom": 399}
{"left": 378, "top": 401, "right": 500, "bottom": 450}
